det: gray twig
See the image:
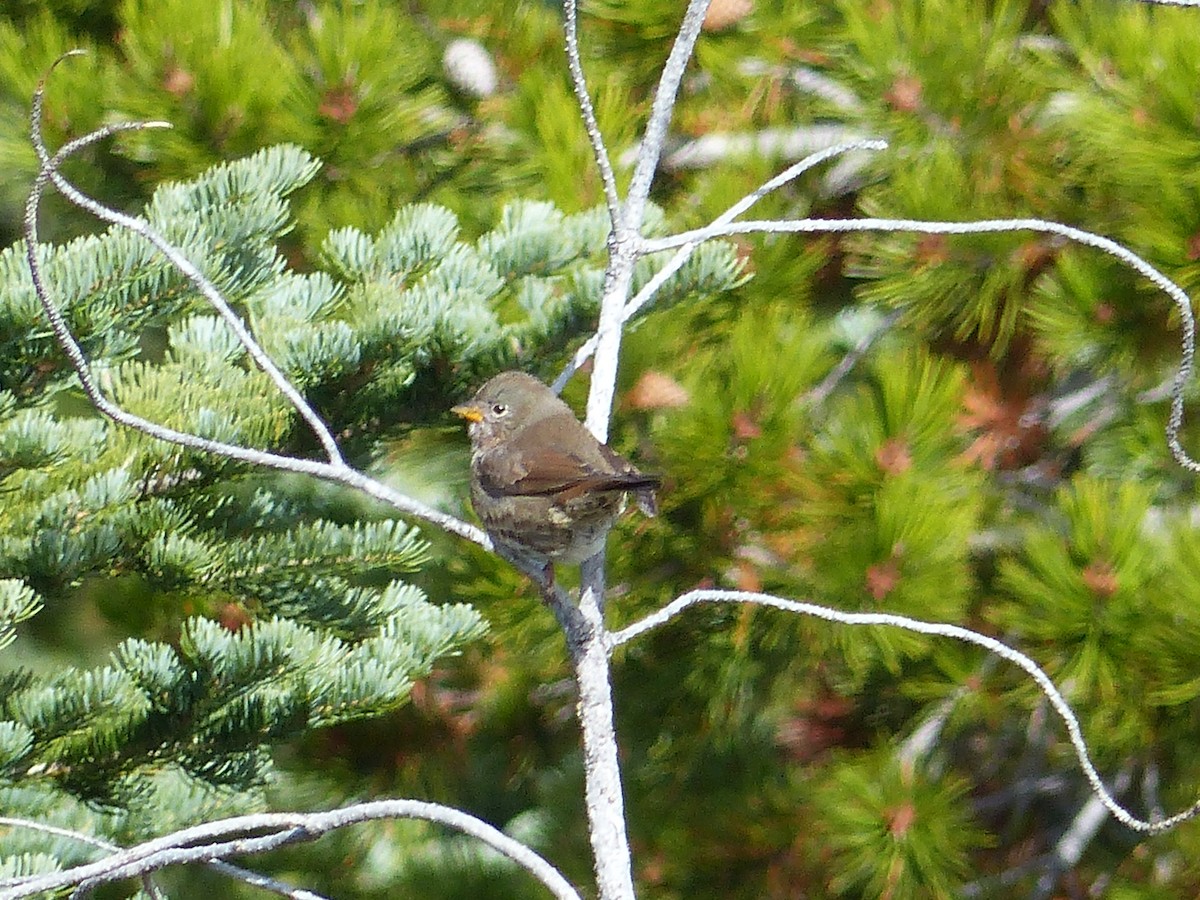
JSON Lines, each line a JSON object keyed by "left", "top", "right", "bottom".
{"left": 0, "top": 801, "right": 580, "bottom": 900}
{"left": 806, "top": 307, "right": 903, "bottom": 407}
{"left": 1031, "top": 766, "right": 1134, "bottom": 900}
{"left": 610, "top": 589, "right": 1200, "bottom": 836}
{"left": 555, "top": 139, "right": 889, "bottom": 393}
{"left": 563, "top": 0, "right": 620, "bottom": 224}
{"left": 0, "top": 816, "right": 325, "bottom": 900}
{"left": 642, "top": 215, "right": 1199, "bottom": 475}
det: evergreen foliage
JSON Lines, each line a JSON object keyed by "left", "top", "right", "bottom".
{"left": 3, "top": 0, "right": 1200, "bottom": 898}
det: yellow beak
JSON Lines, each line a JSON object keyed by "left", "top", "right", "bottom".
{"left": 451, "top": 404, "right": 484, "bottom": 424}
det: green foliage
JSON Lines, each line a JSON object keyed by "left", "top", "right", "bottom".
{"left": 0, "top": 143, "right": 516, "bottom": 851}
{"left": 5, "top": 0, "right": 1200, "bottom": 898}
{"left": 795, "top": 347, "right": 984, "bottom": 679}
{"left": 811, "top": 752, "right": 987, "bottom": 899}
{"left": 0, "top": 0, "right": 564, "bottom": 251}
{"left": 1046, "top": 3, "right": 1200, "bottom": 289}
{"left": 1027, "top": 249, "right": 1178, "bottom": 381}
{"left": 993, "top": 477, "right": 1200, "bottom": 760}
{"left": 315, "top": 197, "right": 740, "bottom": 429}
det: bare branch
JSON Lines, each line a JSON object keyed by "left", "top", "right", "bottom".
{"left": 202, "top": 863, "right": 331, "bottom": 900}
{"left": 0, "top": 817, "right": 114, "bottom": 854}
{"left": 581, "top": 251, "right": 636, "bottom": 442}
{"left": 609, "top": 589, "right": 1200, "bottom": 836}
{"left": 623, "top": 0, "right": 712, "bottom": 228}
{"left": 0, "top": 818, "right": 167, "bottom": 900}
{"left": 1032, "top": 766, "right": 1135, "bottom": 900}
{"left": 564, "top": 20, "right": 865, "bottom": 898}
{"left": 897, "top": 656, "right": 998, "bottom": 770}
{"left": 562, "top": 0, "right": 620, "bottom": 225}
{"left": 581, "top": 0, "right": 720, "bottom": 441}
{"left": 805, "top": 308, "right": 903, "bottom": 407}
{"left": 642, "top": 214, "right": 1199, "bottom": 474}
{"left": 653, "top": 125, "right": 873, "bottom": 172}
{"left": 0, "top": 801, "right": 582, "bottom": 900}
{"left": 555, "top": 139, "right": 889, "bottom": 393}
{"left": 555, "top": 555, "right": 635, "bottom": 900}
{"left": 29, "top": 65, "right": 345, "bottom": 469}
{"left": 0, "top": 817, "right": 322, "bottom": 900}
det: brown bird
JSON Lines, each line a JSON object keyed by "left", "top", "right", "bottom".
{"left": 452, "top": 371, "right": 659, "bottom": 580}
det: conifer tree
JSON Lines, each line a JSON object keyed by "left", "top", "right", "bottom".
{"left": 4, "top": 1, "right": 1200, "bottom": 899}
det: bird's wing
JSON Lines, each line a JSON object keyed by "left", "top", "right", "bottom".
{"left": 476, "top": 418, "right": 656, "bottom": 499}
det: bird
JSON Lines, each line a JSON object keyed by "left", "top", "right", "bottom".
{"left": 452, "top": 371, "right": 659, "bottom": 582}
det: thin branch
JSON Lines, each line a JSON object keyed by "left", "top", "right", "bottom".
{"left": 622, "top": 0, "right": 712, "bottom": 228}
{"left": 30, "top": 68, "right": 344, "bottom": 469}
{"left": 609, "top": 589, "right": 1200, "bottom": 836}
{"left": 581, "top": 241, "right": 638, "bottom": 442}
{"left": 642, "top": 214, "right": 1200, "bottom": 473}
{"left": 1045, "top": 374, "right": 1119, "bottom": 430}
{"left": 24, "top": 64, "right": 489, "bottom": 551}
{"left": 63, "top": 829, "right": 316, "bottom": 898}
{"left": 737, "top": 60, "right": 864, "bottom": 113}
{"left": 1032, "top": 766, "right": 1135, "bottom": 900}
{"left": 554, "top": 139, "right": 889, "bottom": 393}
{"left": 202, "top": 862, "right": 331, "bottom": 900}
{"left": 577, "top": 0, "right": 714, "bottom": 442}
{"left": 655, "top": 125, "right": 873, "bottom": 172}
{"left": 0, "top": 818, "right": 167, "bottom": 900}
{"left": 0, "top": 817, "right": 113, "bottom": 854}
{"left": 0, "top": 815, "right": 325, "bottom": 900}
{"left": 897, "top": 656, "right": 998, "bottom": 770}
{"left": 0, "top": 801, "right": 582, "bottom": 900}
{"left": 562, "top": 0, "right": 620, "bottom": 225}
{"left": 805, "top": 307, "right": 903, "bottom": 407}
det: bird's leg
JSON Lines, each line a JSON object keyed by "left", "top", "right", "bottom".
{"left": 537, "top": 562, "right": 557, "bottom": 601}
{"left": 493, "top": 544, "right": 557, "bottom": 598}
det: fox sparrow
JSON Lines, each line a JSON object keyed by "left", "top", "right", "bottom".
{"left": 452, "top": 371, "right": 659, "bottom": 578}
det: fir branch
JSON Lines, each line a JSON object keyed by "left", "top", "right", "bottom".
{"left": 0, "top": 581, "right": 41, "bottom": 653}
{"left": 28, "top": 60, "right": 339, "bottom": 466}
{"left": 42, "top": 162, "right": 345, "bottom": 467}
{"left": 0, "top": 801, "right": 582, "bottom": 900}
{"left": 22, "top": 57, "right": 490, "bottom": 552}
{"left": 609, "top": 589, "right": 1200, "bottom": 836}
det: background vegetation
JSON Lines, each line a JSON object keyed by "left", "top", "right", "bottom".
{"left": 3, "top": 0, "right": 1200, "bottom": 897}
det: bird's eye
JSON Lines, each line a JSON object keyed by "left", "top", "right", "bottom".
{"left": 491, "top": 403, "right": 508, "bottom": 416}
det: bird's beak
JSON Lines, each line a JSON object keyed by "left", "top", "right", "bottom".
{"left": 451, "top": 404, "right": 484, "bottom": 424}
